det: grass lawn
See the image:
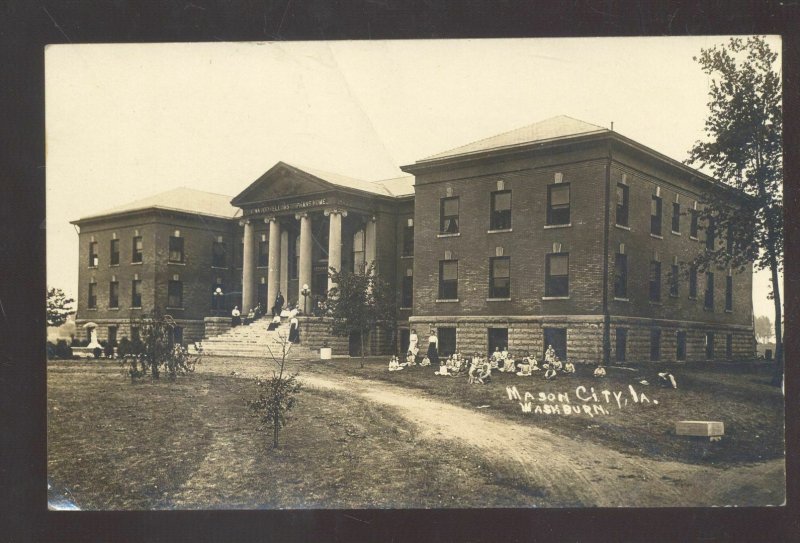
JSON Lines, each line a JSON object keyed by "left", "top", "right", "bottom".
{"left": 297, "top": 357, "right": 785, "bottom": 467}
{"left": 48, "top": 361, "right": 543, "bottom": 509}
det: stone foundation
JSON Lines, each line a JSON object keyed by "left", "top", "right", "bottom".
{"left": 75, "top": 318, "right": 205, "bottom": 345}
{"left": 204, "top": 317, "right": 232, "bottom": 338}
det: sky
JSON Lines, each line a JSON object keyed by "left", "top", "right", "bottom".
{"left": 45, "top": 37, "right": 782, "bottom": 319}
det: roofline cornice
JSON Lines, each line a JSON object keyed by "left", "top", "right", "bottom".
{"left": 71, "top": 206, "right": 239, "bottom": 227}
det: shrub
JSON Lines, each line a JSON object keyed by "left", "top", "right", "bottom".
{"left": 119, "top": 311, "right": 198, "bottom": 380}
{"left": 55, "top": 340, "right": 73, "bottom": 359}
{"left": 117, "top": 337, "right": 131, "bottom": 357}
{"left": 46, "top": 342, "right": 57, "bottom": 359}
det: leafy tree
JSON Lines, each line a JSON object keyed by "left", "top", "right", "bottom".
{"left": 686, "top": 36, "right": 783, "bottom": 385}
{"left": 248, "top": 333, "right": 302, "bottom": 448}
{"left": 46, "top": 287, "right": 75, "bottom": 327}
{"left": 119, "top": 310, "right": 197, "bottom": 380}
{"left": 327, "top": 263, "right": 397, "bottom": 368}
{"left": 754, "top": 315, "right": 774, "bottom": 344}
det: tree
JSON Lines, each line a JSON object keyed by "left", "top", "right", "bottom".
{"left": 686, "top": 36, "right": 783, "bottom": 385}
{"left": 248, "top": 333, "right": 302, "bottom": 448}
{"left": 327, "top": 263, "right": 397, "bottom": 368}
{"left": 119, "top": 310, "right": 197, "bottom": 380}
{"left": 46, "top": 287, "right": 75, "bottom": 327}
{"left": 754, "top": 315, "right": 774, "bottom": 344}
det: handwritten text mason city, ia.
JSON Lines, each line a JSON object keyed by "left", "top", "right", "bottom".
{"left": 506, "top": 385, "right": 659, "bottom": 417}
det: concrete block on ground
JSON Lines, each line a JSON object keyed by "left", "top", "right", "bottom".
{"left": 675, "top": 420, "right": 724, "bottom": 437}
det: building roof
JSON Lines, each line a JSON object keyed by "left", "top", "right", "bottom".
{"left": 284, "top": 163, "right": 392, "bottom": 197}
{"left": 74, "top": 187, "right": 241, "bottom": 223}
{"left": 374, "top": 175, "right": 415, "bottom": 197}
{"left": 419, "top": 115, "right": 609, "bottom": 162}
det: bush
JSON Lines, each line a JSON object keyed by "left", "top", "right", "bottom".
{"left": 93, "top": 347, "right": 102, "bottom": 359}
{"left": 119, "top": 311, "right": 198, "bottom": 380}
{"left": 55, "top": 340, "right": 73, "bottom": 359}
{"left": 46, "top": 342, "right": 57, "bottom": 359}
{"left": 118, "top": 337, "right": 131, "bottom": 357}
{"left": 249, "top": 374, "right": 302, "bottom": 448}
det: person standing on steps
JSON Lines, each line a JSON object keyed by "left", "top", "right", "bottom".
{"left": 288, "top": 314, "right": 300, "bottom": 344}
{"left": 273, "top": 291, "right": 285, "bottom": 318}
{"left": 231, "top": 306, "right": 241, "bottom": 327}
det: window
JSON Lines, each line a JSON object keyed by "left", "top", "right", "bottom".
{"left": 547, "top": 184, "right": 570, "bottom": 225}
{"left": 677, "top": 331, "right": 687, "bottom": 361}
{"left": 725, "top": 275, "right": 733, "bottom": 311}
{"left": 290, "top": 234, "right": 300, "bottom": 278}
{"left": 704, "top": 272, "right": 714, "bottom": 309}
{"left": 615, "top": 328, "right": 627, "bottom": 362}
{"left": 168, "top": 280, "right": 183, "bottom": 308}
{"left": 440, "top": 197, "right": 459, "bottom": 233}
{"left": 258, "top": 239, "right": 268, "bottom": 267}
{"left": 672, "top": 202, "right": 681, "bottom": 233}
{"left": 402, "top": 224, "right": 414, "bottom": 256}
{"left": 726, "top": 334, "right": 733, "bottom": 359}
{"left": 490, "top": 190, "right": 512, "bottom": 230}
{"left": 131, "top": 279, "right": 142, "bottom": 307}
{"left": 169, "top": 236, "right": 184, "bottom": 263}
{"left": 438, "top": 260, "right": 458, "bottom": 299}
{"left": 669, "top": 264, "right": 679, "bottom": 297}
{"left": 88, "top": 242, "right": 98, "bottom": 267}
{"left": 88, "top": 283, "right": 97, "bottom": 309}
{"left": 649, "top": 261, "right": 661, "bottom": 302}
{"left": 110, "top": 239, "right": 120, "bottom": 266}
{"left": 352, "top": 229, "right": 365, "bottom": 272}
{"left": 689, "top": 265, "right": 698, "bottom": 299}
{"left": 650, "top": 195, "right": 662, "bottom": 236}
{"left": 705, "top": 217, "right": 716, "bottom": 250}
{"left": 489, "top": 256, "right": 511, "bottom": 298}
{"left": 690, "top": 209, "right": 699, "bottom": 238}
{"left": 211, "top": 283, "right": 225, "bottom": 310}
{"left": 614, "top": 253, "right": 628, "bottom": 298}
{"left": 545, "top": 253, "right": 569, "bottom": 297}
{"left": 109, "top": 281, "right": 119, "bottom": 308}
{"left": 438, "top": 328, "right": 457, "bottom": 357}
{"left": 132, "top": 236, "right": 143, "bottom": 263}
{"left": 402, "top": 275, "right": 413, "bottom": 308}
{"left": 650, "top": 328, "right": 661, "bottom": 361}
{"left": 107, "top": 326, "right": 117, "bottom": 346}
{"left": 212, "top": 240, "right": 227, "bottom": 268}
{"left": 705, "top": 332, "right": 714, "bottom": 360}
{"left": 615, "top": 183, "right": 629, "bottom": 226}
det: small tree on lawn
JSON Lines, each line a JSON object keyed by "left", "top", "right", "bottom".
{"left": 248, "top": 332, "right": 302, "bottom": 448}
{"left": 686, "top": 36, "right": 783, "bottom": 385}
{"left": 755, "top": 315, "right": 774, "bottom": 344}
{"left": 327, "top": 263, "right": 397, "bottom": 368}
{"left": 119, "top": 310, "right": 197, "bottom": 380}
{"left": 47, "top": 287, "right": 74, "bottom": 327}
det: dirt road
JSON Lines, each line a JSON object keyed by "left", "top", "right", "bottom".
{"left": 199, "top": 358, "right": 785, "bottom": 507}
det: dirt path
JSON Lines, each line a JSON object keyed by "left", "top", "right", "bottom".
{"left": 196, "top": 359, "right": 785, "bottom": 507}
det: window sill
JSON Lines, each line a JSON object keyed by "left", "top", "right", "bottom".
{"left": 613, "top": 297, "right": 629, "bottom": 302}
{"left": 168, "top": 261, "right": 186, "bottom": 266}
{"left": 88, "top": 266, "right": 98, "bottom": 270}
{"left": 435, "top": 299, "right": 459, "bottom": 303}
{"left": 487, "top": 228, "right": 512, "bottom": 234}
{"left": 669, "top": 294, "right": 679, "bottom": 298}
{"left": 437, "top": 233, "right": 461, "bottom": 238}
{"left": 108, "top": 307, "right": 120, "bottom": 311}
{"left": 542, "top": 296, "right": 570, "bottom": 300}
{"left": 211, "top": 266, "right": 228, "bottom": 270}
{"left": 87, "top": 308, "right": 98, "bottom": 311}
{"left": 257, "top": 265, "right": 268, "bottom": 269}
{"left": 614, "top": 224, "right": 631, "bottom": 231}
{"left": 725, "top": 309, "right": 733, "bottom": 313}
{"left": 399, "top": 307, "right": 412, "bottom": 311}
{"left": 486, "top": 297, "right": 511, "bottom": 302}
{"left": 166, "top": 307, "right": 185, "bottom": 311}
{"left": 544, "top": 223, "right": 571, "bottom": 229}
{"left": 109, "top": 264, "right": 119, "bottom": 268}
{"left": 650, "top": 233, "right": 663, "bottom": 240}
{"left": 400, "top": 255, "right": 414, "bottom": 259}
{"left": 671, "top": 231, "right": 681, "bottom": 236}
{"left": 131, "top": 261, "right": 143, "bottom": 265}
{"left": 131, "top": 306, "right": 142, "bottom": 310}
{"left": 689, "top": 236, "right": 698, "bottom": 241}
{"left": 688, "top": 296, "right": 697, "bottom": 301}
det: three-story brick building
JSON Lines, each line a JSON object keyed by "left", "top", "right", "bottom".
{"left": 72, "top": 115, "right": 755, "bottom": 362}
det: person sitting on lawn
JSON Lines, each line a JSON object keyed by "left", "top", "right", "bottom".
{"left": 468, "top": 358, "right": 481, "bottom": 384}
{"left": 406, "top": 350, "right": 417, "bottom": 366}
{"left": 501, "top": 346, "right": 509, "bottom": 361}
{"left": 501, "top": 352, "right": 516, "bottom": 373}
{"left": 420, "top": 355, "right": 431, "bottom": 367}
{"left": 388, "top": 355, "right": 403, "bottom": 371}
{"left": 516, "top": 358, "right": 532, "bottom": 376}
{"left": 562, "top": 361, "right": 576, "bottom": 374}
{"left": 528, "top": 353, "right": 541, "bottom": 371}
{"left": 657, "top": 371, "right": 677, "bottom": 389}
{"left": 490, "top": 347, "right": 502, "bottom": 369}
{"left": 544, "top": 367, "right": 558, "bottom": 380}
{"left": 476, "top": 361, "right": 492, "bottom": 384}
{"left": 550, "top": 356, "right": 563, "bottom": 372}
{"left": 436, "top": 359, "right": 450, "bottom": 376}
{"left": 545, "top": 344, "right": 556, "bottom": 366}
{"left": 593, "top": 366, "right": 607, "bottom": 378}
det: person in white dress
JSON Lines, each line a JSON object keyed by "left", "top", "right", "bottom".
{"left": 408, "top": 329, "right": 419, "bottom": 361}
{"left": 501, "top": 352, "right": 516, "bottom": 373}
{"left": 562, "top": 361, "right": 576, "bottom": 374}
{"left": 516, "top": 359, "right": 532, "bottom": 376}
{"left": 593, "top": 366, "right": 606, "bottom": 378}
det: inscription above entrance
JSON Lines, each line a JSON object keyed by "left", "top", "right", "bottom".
{"left": 244, "top": 198, "right": 328, "bottom": 216}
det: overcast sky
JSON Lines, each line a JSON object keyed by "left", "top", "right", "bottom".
{"left": 45, "top": 37, "right": 782, "bottom": 319}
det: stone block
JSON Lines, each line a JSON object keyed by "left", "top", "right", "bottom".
{"left": 675, "top": 420, "right": 724, "bottom": 437}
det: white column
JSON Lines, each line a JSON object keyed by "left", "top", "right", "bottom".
{"left": 325, "top": 208, "right": 347, "bottom": 292}
{"left": 280, "top": 229, "right": 289, "bottom": 299}
{"left": 365, "top": 215, "right": 377, "bottom": 271}
{"left": 241, "top": 219, "right": 255, "bottom": 313}
{"left": 296, "top": 212, "right": 313, "bottom": 311}
{"left": 266, "top": 216, "right": 281, "bottom": 310}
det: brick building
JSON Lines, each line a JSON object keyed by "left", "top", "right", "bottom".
{"left": 72, "top": 116, "right": 755, "bottom": 362}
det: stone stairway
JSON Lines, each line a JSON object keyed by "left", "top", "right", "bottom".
{"left": 192, "top": 318, "right": 320, "bottom": 360}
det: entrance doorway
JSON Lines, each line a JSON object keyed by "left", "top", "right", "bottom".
{"left": 488, "top": 327, "right": 508, "bottom": 356}
{"left": 349, "top": 331, "right": 362, "bottom": 357}
{"left": 399, "top": 329, "right": 410, "bottom": 355}
{"left": 543, "top": 328, "right": 567, "bottom": 361}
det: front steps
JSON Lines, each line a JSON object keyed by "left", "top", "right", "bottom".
{"left": 191, "top": 318, "right": 320, "bottom": 360}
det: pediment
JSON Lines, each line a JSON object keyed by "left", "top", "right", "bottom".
{"left": 232, "top": 162, "right": 332, "bottom": 207}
